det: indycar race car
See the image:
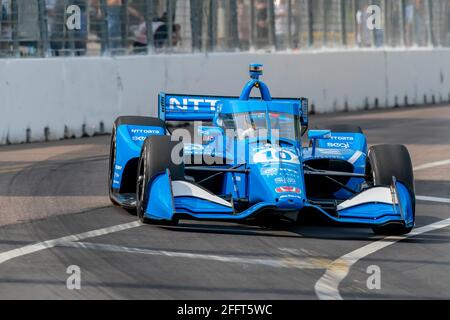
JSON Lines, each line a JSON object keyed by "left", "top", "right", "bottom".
{"left": 109, "top": 64, "right": 415, "bottom": 235}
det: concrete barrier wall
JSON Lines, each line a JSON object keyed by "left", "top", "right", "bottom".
{"left": 1, "top": 49, "right": 449, "bottom": 144}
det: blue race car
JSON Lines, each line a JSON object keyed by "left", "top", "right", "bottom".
{"left": 109, "top": 64, "right": 415, "bottom": 235}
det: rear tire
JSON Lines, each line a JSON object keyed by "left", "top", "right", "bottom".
{"left": 367, "top": 144, "right": 415, "bottom": 235}
{"left": 108, "top": 124, "right": 119, "bottom": 206}
{"left": 136, "top": 136, "right": 183, "bottom": 226}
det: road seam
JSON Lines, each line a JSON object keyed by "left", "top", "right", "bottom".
{"left": 57, "top": 241, "right": 331, "bottom": 270}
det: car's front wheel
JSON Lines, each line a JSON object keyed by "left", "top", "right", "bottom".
{"left": 136, "top": 136, "right": 183, "bottom": 226}
{"left": 367, "top": 144, "right": 415, "bottom": 235}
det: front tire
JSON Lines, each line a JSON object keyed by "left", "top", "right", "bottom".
{"left": 367, "top": 144, "right": 415, "bottom": 235}
{"left": 136, "top": 136, "right": 184, "bottom": 226}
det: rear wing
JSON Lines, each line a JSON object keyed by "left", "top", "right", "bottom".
{"left": 158, "top": 93, "right": 309, "bottom": 130}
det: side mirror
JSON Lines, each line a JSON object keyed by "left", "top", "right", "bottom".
{"left": 300, "top": 98, "right": 309, "bottom": 136}
{"left": 197, "top": 126, "right": 224, "bottom": 144}
{"left": 198, "top": 126, "right": 224, "bottom": 137}
{"left": 308, "top": 130, "right": 331, "bottom": 156}
{"left": 308, "top": 130, "right": 332, "bottom": 140}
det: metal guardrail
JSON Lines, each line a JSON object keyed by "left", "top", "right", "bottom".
{"left": 0, "top": 0, "right": 449, "bottom": 58}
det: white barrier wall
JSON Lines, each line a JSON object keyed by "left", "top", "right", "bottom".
{"left": 1, "top": 49, "right": 449, "bottom": 144}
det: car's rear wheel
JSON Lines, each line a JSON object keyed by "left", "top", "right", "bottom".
{"left": 136, "top": 136, "right": 183, "bottom": 226}
{"left": 367, "top": 144, "right": 415, "bottom": 235}
{"left": 108, "top": 124, "right": 119, "bottom": 205}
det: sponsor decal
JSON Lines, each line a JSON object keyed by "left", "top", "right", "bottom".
{"left": 130, "top": 129, "right": 163, "bottom": 135}
{"left": 279, "top": 194, "right": 303, "bottom": 200}
{"left": 274, "top": 177, "right": 297, "bottom": 184}
{"left": 168, "top": 98, "right": 219, "bottom": 111}
{"left": 261, "top": 167, "right": 300, "bottom": 177}
{"left": 321, "top": 149, "right": 345, "bottom": 155}
{"left": 330, "top": 136, "right": 354, "bottom": 141}
{"left": 131, "top": 136, "right": 148, "bottom": 142}
{"left": 253, "top": 147, "right": 300, "bottom": 164}
{"left": 327, "top": 142, "right": 351, "bottom": 149}
{"left": 261, "top": 167, "right": 278, "bottom": 176}
{"left": 275, "top": 186, "right": 301, "bottom": 194}
{"left": 129, "top": 127, "right": 164, "bottom": 142}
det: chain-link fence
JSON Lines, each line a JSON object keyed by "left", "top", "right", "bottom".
{"left": 0, "top": 0, "right": 449, "bottom": 58}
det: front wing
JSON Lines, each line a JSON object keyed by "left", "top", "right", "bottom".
{"left": 143, "top": 171, "right": 415, "bottom": 228}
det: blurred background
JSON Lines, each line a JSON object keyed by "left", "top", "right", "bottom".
{"left": 1, "top": 0, "right": 449, "bottom": 144}
{"left": 0, "top": 0, "right": 449, "bottom": 58}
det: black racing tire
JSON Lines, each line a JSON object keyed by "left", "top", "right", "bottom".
{"left": 317, "top": 124, "right": 364, "bottom": 134}
{"left": 108, "top": 124, "right": 120, "bottom": 206}
{"left": 136, "top": 136, "right": 184, "bottom": 225}
{"left": 367, "top": 144, "right": 415, "bottom": 236}
{"left": 108, "top": 116, "right": 167, "bottom": 206}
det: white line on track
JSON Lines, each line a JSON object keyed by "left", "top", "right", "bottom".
{"left": 315, "top": 215, "right": 450, "bottom": 300}
{"left": 414, "top": 159, "right": 450, "bottom": 171}
{"left": 0, "top": 221, "right": 141, "bottom": 265}
{"left": 416, "top": 195, "right": 450, "bottom": 204}
{"left": 0, "top": 221, "right": 327, "bottom": 271}
{"left": 314, "top": 158, "right": 450, "bottom": 300}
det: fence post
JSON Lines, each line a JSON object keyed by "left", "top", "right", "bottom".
{"left": 383, "top": 0, "right": 389, "bottom": 46}
{"left": 37, "top": 0, "right": 50, "bottom": 57}
{"left": 424, "top": 0, "right": 433, "bottom": 46}
{"left": 341, "top": 0, "right": 347, "bottom": 46}
{"left": 121, "top": 0, "right": 129, "bottom": 51}
{"left": 100, "top": 0, "right": 110, "bottom": 55}
{"left": 65, "top": 0, "right": 76, "bottom": 56}
{"left": 287, "top": 0, "right": 292, "bottom": 49}
{"left": 267, "top": 0, "right": 276, "bottom": 50}
{"left": 229, "top": 0, "right": 240, "bottom": 50}
{"left": 250, "top": 0, "right": 255, "bottom": 50}
{"left": 322, "top": 0, "right": 327, "bottom": 47}
{"left": 190, "top": 0, "right": 202, "bottom": 52}
{"left": 207, "top": 0, "right": 217, "bottom": 52}
{"left": 399, "top": 0, "right": 405, "bottom": 47}
{"left": 167, "top": 0, "right": 175, "bottom": 52}
{"left": 307, "top": 0, "right": 313, "bottom": 47}
{"left": 145, "top": 0, "right": 154, "bottom": 54}
{"left": 11, "top": 0, "right": 19, "bottom": 57}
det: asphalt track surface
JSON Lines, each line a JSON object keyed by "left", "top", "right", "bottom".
{"left": 0, "top": 105, "right": 449, "bottom": 300}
